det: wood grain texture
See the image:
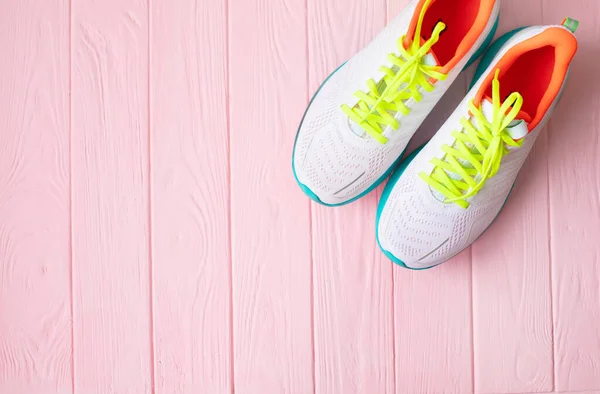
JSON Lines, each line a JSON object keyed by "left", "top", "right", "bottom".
{"left": 311, "top": 202, "right": 394, "bottom": 394}
{"left": 536, "top": 392, "right": 600, "bottom": 394}
{"left": 393, "top": 252, "right": 474, "bottom": 394}
{"left": 228, "top": 0, "right": 314, "bottom": 392}
{"left": 2, "top": 0, "right": 600, "bottom": 392}
{"left": 149, "top": 0, "right": 232, "bottom": 392}
{"left": 71, "top": 0, "right": 152, "bottom": 392}
{"left": 471, "top": 2, "right": 554, "bottom": 393}
{"left": 307, "top": 0, "right": 395, "bottom": 393}
{"left": 387, "top": 2, "right": 474, "bottom": 391}
{"left": 544, "top": 0, "right": 600, "bottom": 391}
{"left": 0, "top": 1, "right": 72, "bottom": 393}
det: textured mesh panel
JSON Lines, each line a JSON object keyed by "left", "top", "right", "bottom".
{"left": 300, "top": 108, "right": 411, "bottom": 199}
{"left": 294, "top": 79, "right": 341, "bottom": 163}
{"left": 387, "top": 192, "right": 455, "bottom": 257}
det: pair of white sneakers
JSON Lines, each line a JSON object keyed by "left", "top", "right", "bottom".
{"left": 292, "top": 0, "right": 579, "bottom": 269}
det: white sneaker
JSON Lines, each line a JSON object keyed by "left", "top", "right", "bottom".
{"left": 292, "top": 0, "right": 500, "bottom": 206}
{"left": 376, "top": 20, "right": 579, "bottom": 269}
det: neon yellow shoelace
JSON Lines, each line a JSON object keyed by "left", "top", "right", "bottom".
{"left": 419, "top": 70, "right": 525, "bottom": 208}
{"left": 341, "top": 0, "right": 447, "bottom": 144}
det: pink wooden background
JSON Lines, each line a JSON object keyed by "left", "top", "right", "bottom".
{"left": 1, "top": 0, "right": 599, "bottom": 393}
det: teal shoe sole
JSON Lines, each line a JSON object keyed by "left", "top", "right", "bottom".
{"left": 376, "top": 26, "right": 529, "bottom": 269}
{"left": 291, "top": 16, "right": 499, "bottom": 207}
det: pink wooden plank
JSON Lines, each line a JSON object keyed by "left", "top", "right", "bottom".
{"left": 569, "top": 392, "right": 600, "bottom": 394}
{"left": 387, "top": 2, "right": 474, "bottom": 392}
{"left": 311, "top": 202, "right": 394, "bottom": 394}
{"left": 0, "top": 1, "right": 72, "bottom": 392}
{"left": 565, "top": 392, "right": 600, "bottom": 394}
{"left": 471, "top": 2, "right": 554, "bottom": 393}
{"left": 393, "top": 252, "right": 474, "bottom": 393}
{"left": 228, "top": 0, "right": 314, "bottom": 392}
{"left": 535, "top": 392, "right": 600, "bottom": 394}
{"left": 149, "top": 0, "right": 232, "bottom": 392}
{"left": 543, "top": 0, "right": 600, "bottom": 391}
{"left": 71, "top": 1, "right": 152, "bottom": 392}
{"left": 306, "top": 1, "right": 395, "bottom": 393}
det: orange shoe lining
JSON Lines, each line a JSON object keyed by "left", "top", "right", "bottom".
{"left": 484, "top": 47, "right": 555, "bottom": 121}
{"left": 474, "top": 27, "right": 578, "bottom": 130}
{"left": 405, "top": 0, "right": 496, "bottom": 71}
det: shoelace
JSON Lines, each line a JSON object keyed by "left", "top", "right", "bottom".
{"left": 419, "top": 69, "right": 525, "bottom": 208}
{"left": 341, "top": 0, "right": 447, "bottom": 144}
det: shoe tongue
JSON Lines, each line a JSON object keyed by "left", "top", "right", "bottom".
{"left": 479, "top": 97, "right": 531, "bottom": 140}
{"left": 420, "top": 37, "right": 441, "bottom": 67}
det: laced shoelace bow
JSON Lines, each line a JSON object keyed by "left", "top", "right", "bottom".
{"left": 419, "top": 69, "right": 525, "bottom": 208}
{"left": 341, "top": 0, "right": 447, "bottom": 144}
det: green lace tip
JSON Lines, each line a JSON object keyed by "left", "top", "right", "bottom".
{"left": 562, "top": 17, "right": 579, "bottom": 33}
